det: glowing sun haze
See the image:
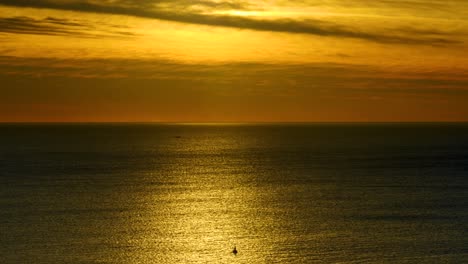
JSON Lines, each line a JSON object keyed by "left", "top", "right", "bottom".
{"left": 1, "top": 0, "right": 468, "bottom": 122}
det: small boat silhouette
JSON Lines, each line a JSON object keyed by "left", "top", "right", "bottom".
{"left": 232, "top": 246, "right": 238, "bottom": 255}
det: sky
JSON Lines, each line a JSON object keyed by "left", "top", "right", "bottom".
{"left": 1, "top": 0, "right": 468, "bottom": 122}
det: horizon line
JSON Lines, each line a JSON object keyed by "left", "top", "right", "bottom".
{"left": 1, "top": 121, "right": 468, "bottom": 125}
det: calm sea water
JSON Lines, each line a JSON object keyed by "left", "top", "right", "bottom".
{"left": 1, "top": 123, "right": 467, "bottom": 263}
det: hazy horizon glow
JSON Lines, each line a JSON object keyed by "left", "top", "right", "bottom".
{"left": 1, "top": 0, "right": 468, "bottom": 122}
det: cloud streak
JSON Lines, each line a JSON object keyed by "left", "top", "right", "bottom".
{"left": 0, "top": 15, "right": 136, "bottom": 38}
{"left": 2, "top": 55, "right": 468, "bottom": 122}
{"left": 1, "top": 56, "right": 467, "bottom": 94}
{"left": 0, "top": 0, "right": 461, "bottom": 45}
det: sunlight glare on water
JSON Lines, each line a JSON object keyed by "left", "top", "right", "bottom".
{"left": 1, "top": 124, "right": 467, "bottom": 263}
{"left": 126, "top": 127, "right": 286, "bottom": 263}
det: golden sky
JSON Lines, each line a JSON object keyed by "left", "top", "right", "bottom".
{"left": 1, "top": 0, "right": 468, "bottom": 122}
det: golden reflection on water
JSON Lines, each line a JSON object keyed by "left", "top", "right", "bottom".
{"left": 2, "top": 125, "right": 466, "bottom": 263}
{"left": 125, "top": 130, "right": 274, "bottom": 263}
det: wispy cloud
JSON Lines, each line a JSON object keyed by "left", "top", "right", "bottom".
{"left": 0, "top": 16, "right": 79, "bottom": 36}
{"left": 0, "top": 15, "right": 136, "bottom": 38}
{"left": 289, "top": 0, "right": 468, "bottom": 15}
{"left": 1, "top": 56, "right": 467, "bottom": 94}
{"left": 0, "top": 0, "right": 462, "bottom": 45}
{"left": 2, "top": 55, "right": 468, "bottom": 122}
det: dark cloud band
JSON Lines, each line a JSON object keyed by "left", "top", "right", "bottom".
{"left": 0, "top": 0, "right": 461, "bottom": 45}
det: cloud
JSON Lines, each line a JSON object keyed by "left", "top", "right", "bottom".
{"left": 1, "top": 56, "right": 467, "bottom": 96}
{"left": 0, "top": 0, "right": 253, "bottom": 13}
{"left": 0, "top": 16, "right": 76, "bottom": 36}
{"left": 0, "top": 0, "right": 461, "bottom": 45}
{"left": 289, "top": 0, "right": 467, "bottom": 13}
{"left": 0, "top": 15, "right": 136, "bottom": 37}
{"left": 2, "top": 55, "right": 468, "bottom": 122}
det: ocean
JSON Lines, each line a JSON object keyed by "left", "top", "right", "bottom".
{"left": 1, "top": 123, "right": 467, "bottom": 263}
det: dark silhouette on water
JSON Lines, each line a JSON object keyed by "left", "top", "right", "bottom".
{"left": 232, "top": 246, "right": 238, "bottom": 255}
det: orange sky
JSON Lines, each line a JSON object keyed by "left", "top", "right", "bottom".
{"left": 1, "top": 1, "right": 468, "bottom": 122}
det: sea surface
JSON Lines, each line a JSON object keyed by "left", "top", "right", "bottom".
{"left": 1, "top": 123, "right": 467, "bottom": 263}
